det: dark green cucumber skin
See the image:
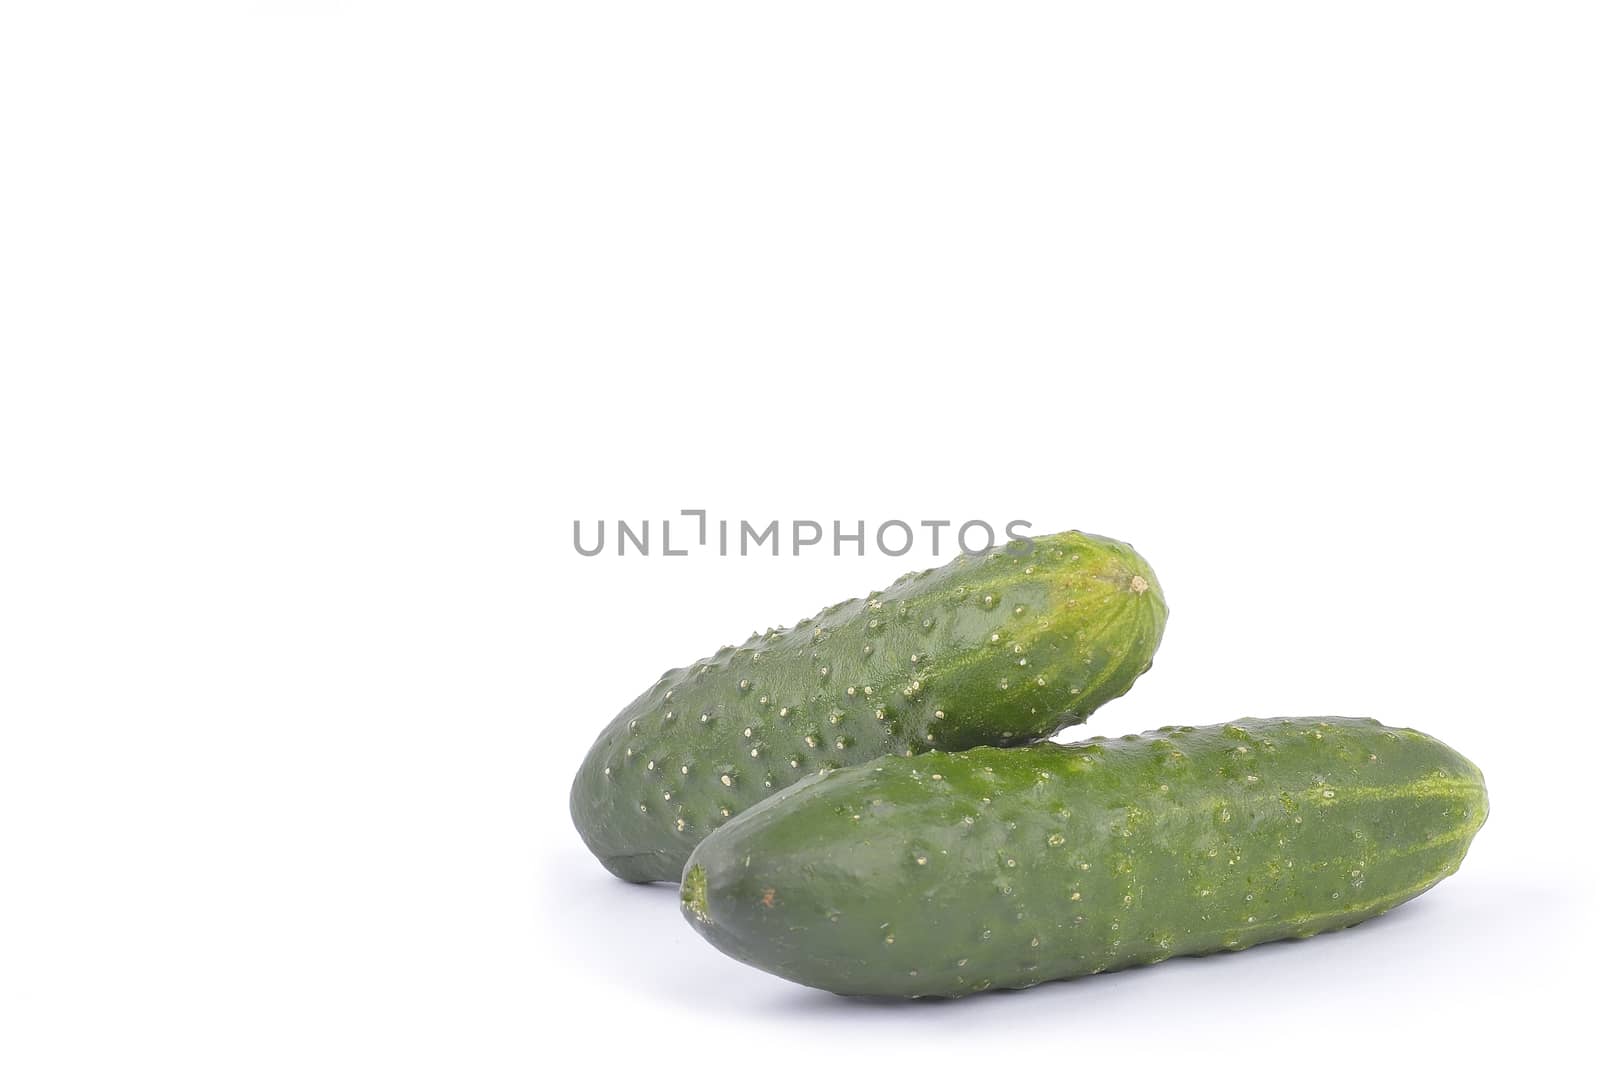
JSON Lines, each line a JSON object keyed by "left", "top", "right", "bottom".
{"left": 571, "top": 531, "right": 1167, "bottom": 882}
{"left": 681, "top": 717, "right": 1487, "bottom": 998}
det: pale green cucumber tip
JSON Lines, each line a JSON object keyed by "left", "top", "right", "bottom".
{"left": 682, "top": 864, "right": 710, "bottom": 923}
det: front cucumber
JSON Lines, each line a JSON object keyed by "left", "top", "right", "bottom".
{"left": 571, "top": 530, "right": 1167, "bottom": 882}
{"left": 681, "top": 717, "right": 1488, "bottom": 997}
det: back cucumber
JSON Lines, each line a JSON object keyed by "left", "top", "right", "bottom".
{"left": 681, "top": 717, "right": 1487, "bottom": 997}
{"left": 571, "top": 530, "right": 1167, "bottom": 882}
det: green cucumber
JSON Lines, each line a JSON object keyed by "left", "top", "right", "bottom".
{"left": 571, "top": 530, "right": 1167, "bottom": 882}
{"left": 681, "top": 717, "right": 1487, "bottom": 997}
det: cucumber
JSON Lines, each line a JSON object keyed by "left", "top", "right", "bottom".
{"left": 571, "top": 530, "right": 1167, "bottom": 882}
{"left": 680, "top": 717, "right": 1487, "bottom": 997}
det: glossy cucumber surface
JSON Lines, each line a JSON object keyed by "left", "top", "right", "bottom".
{"left": 572, "top": 531, "right": 1167, "bottom": 882}
{"left": 681, "top": 717, "right": 1487, "bottom": 997}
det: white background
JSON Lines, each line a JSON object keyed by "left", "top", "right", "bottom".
{"left": 2, "top": 3, "right": 1596, "bottom": 1064}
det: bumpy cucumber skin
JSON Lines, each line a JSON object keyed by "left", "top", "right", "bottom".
{"left": 571, "top": 531, "right": 1167, "bottom": 882}
{"left": 681, "top": 717, "right": 1487, "bottom": 997}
